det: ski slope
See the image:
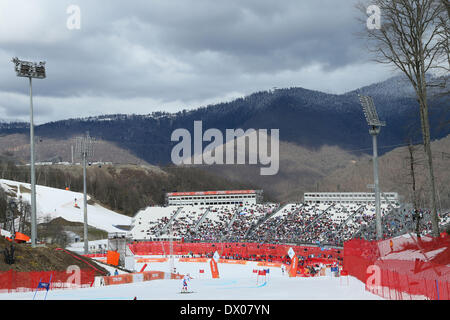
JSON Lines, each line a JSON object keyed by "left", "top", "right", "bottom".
{"left": 66, "top": 239, "right": 108, "bottom": 254}
{"left": 0, "top": 258, "right": 383, "bottom": 300}
{"left": 0, "top": 179, "right": 131, "bottom": 233}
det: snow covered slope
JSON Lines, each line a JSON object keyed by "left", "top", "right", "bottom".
{"left": 0, "top": 258, "right": 383, "bottom": 300}
{"left": 0, "top": 179, "right": 131, "bottom": 233}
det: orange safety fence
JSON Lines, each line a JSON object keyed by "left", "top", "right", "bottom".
{"left": 178, "top": 258, "right": 208, "bottom": 263}
{"left": 82, "top": 253, "right": 107, "bottom": 258}
{"left": 257, "top": 262, "right": 283, "bottom": 267}
{"left": 218, "top": 259, "right": 247, "bottom": 265}
{"left": 103, "top": 274, "right": 134, "bottom": 286}
{"left": 136, "top": 258, "right": 168, "bottom": 263}
{"left": 101, "top": 271, "right": 183, "bottom": 286}
{"left": 143, "top": 271, "right": 165, "bottom": 281}
{"left": 344, "top": 235, "right": 450, "bottom": 300}
{"left": 171, "top": 273, "right": 184, "bottom": 280}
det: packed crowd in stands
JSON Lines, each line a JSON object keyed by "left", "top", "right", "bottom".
{"left": 331, "top": 204, "right": 391, "bottom": 245}
{"left": 231, "top": 202, "right": 396, "bottom": 245}
{"left": 130, "top": 200, "right": 449, "bottom": 245}
{"left": 143, "top": 216, "right": 170, "bottom": 237}
{"left": 194, "top": 205, "right": 236, "bottom": 241}
{"left": 359, "top": 206, "right": 450, "bottom": 240}
{"left": 132, "top": 207, "right": 179, "bottom": 239}
{"left": 249, "top": 203, "right": 340, "bottom": 244}
{"left": 250, "top": 203, "right": 303, "bottom": 243}
{"left": 267, "top": 203, "right": 319, "bottom": 243}
{"left": 224, "top": 203, "right": 279, "bottom": 242}
{"left": 168, "top": 207, "right": 206, "bottom": 238}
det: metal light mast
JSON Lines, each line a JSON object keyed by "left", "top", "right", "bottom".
{"left": 75, "top": 132, "right": 94, "bottom": 254}
{"left": 359, "top": 94, "right": 386, "bottom": 240}
{"left": 169, "top": 222, "right": 175, "bottom": 273}
{"left": 11, "top": 57, "right": 46, "bottom": 247}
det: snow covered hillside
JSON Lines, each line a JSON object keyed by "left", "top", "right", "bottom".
{"left": 0, "top": 179, "right": 131, "bottom": 233}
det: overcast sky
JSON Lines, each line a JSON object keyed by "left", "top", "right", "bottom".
{"left": 0, "top": 0, "right": 396, "bottom": 124}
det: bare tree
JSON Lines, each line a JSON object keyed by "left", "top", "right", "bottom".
{"left": 18, "top": 200, "right": 31, "bottom": 235}
{"left": 443, "top": 0, "right": 450, "bottom": 16}
{"left": 0, "top": 186, "right": 7, "bottom": 228}
{"left": 406, "top": 141, "right": 424, "bottom": 236}
{"left": 358, "top": 0, "right": 449, "bottom": 236}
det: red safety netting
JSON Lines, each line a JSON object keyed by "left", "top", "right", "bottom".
{"left": 0, "top": 269, "right": 97, "bottom": 293}
{"left": 344, "top": 235, "right": 450, "bottom": 300}
{"left": 129, "top": 241, "right": 342, "bottom": 266}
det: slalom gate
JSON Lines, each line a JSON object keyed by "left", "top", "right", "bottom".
{"left": 343, "top": 235, "right": 450, "bottom": 300}
{"left": 0, "top": 270, "right": 97, "bottom": 293}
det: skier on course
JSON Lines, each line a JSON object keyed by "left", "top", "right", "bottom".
{"left": 181, "top": 273, "right": 192, "bottom": 293}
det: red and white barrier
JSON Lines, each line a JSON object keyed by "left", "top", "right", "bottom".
{"left": 97, "top": 270, "right": 184, "bottom": 287}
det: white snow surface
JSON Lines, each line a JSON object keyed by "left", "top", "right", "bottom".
{"left": 66, "top": 239, "right": 108, "bottom": 253}
{"left": 0, "top": 179, "right": 131, "bottom": 233}
{"left": 0, "top": 257, "right": 383, "bottom": 300}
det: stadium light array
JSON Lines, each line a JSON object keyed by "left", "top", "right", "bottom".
{"left": 359, "top": 94, "right": 386, "bottom": 240}
{"left": 75, "top": 132, "right": 95, "bottom": 255}
{"left": 359, "top": 95, "right": 386, "bottom": 129}
{"left": 11, "top": 57, "right": 47, "bottom": 248}
{"left": 12, "top": 57, "right": 46, "bottom": 79}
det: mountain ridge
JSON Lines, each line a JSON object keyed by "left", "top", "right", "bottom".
{"left": 0, "top": 75, "right": 448, "bottom": 167}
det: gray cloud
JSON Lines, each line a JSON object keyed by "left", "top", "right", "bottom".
{"left": 0, "top": 0, "right": 393, "bottom": 123}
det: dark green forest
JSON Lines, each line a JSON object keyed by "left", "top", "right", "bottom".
{"left": 0, "top": 160, "right": 266, "bottom": 218}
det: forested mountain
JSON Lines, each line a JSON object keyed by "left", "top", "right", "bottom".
{"left": 0, "top": 75, "right": 448, "bottom": 210}
{"left": 0, "top": 75, "right": 448, "bottom": 166}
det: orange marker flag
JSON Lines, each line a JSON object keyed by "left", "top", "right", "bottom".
{"left": 210, "top": 251, "right": 220, "bottom": 279}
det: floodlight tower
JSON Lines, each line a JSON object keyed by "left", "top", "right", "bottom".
{"left": 359, "top": 95, "right": 386, "bottom": 240}
{"left": 169, "top": 221, "right": 175, "bottom": 273}
{"left": 75, "top": 132, "right": 94, "bottom": 254}
{"left": 11, "top": 57, "right": 46, "bottom": 247}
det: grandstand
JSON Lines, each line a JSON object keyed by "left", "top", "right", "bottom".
{"left": 357, "top": 204, "right": 450, "bottom": 240}
{"left": 129, "top": 206, "right": 181, "bottom": 240}
{"left": 304, "top": 192, "right": 399, "bottom": 205}
{"left": 129, "top": 190, "right": 449, "bottom": 246}
{"left": 222, "top": 203, "right": 278, "bottom": 242}
{"left": 195, "top": 205, "right": 235, "bottom": 241}
{"left": 165, "top": 190, "right": 263, "bottom": 206}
